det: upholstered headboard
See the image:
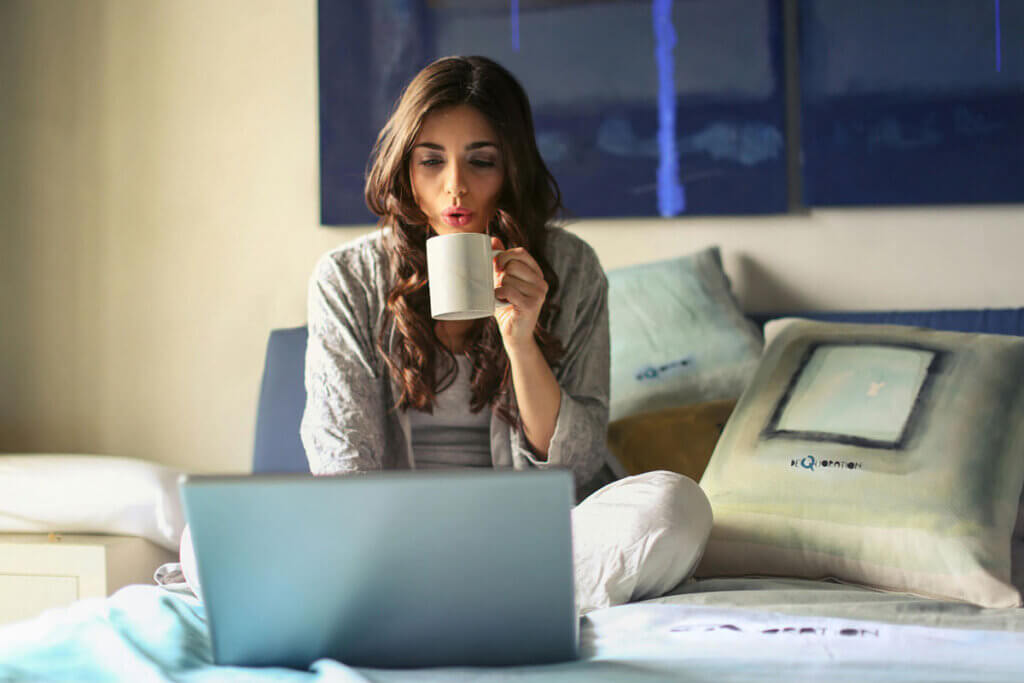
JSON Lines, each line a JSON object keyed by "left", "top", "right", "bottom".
{"left": 253, "top": 326, "right": 309, "bottom": 474}
{"left": 253, "top": 308, "right": 1024, "bottom": 474}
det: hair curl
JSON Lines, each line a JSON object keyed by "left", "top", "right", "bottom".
{"left": 364, "top": 55, "right": 565, "bottom": 425}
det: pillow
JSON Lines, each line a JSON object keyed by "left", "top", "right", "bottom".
{"left": 697, "top": 318, "right": 1024, "bottom": 607}
{"left": 607, "top": 399, "right": 736, "bottom": 481}
{"left": 606, "top": 246, "right": 762, "bottom": 422}
{"left": 573, "top": 471, "right": 712, "bottom": 615}
{"left": 0, "top": 454, "right": 186, "bottom": 551}
{"left": 179, "top": 524, "right": 203, "bottom": 600}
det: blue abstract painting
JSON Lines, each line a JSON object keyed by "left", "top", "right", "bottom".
{"left": 799, "top": 0, "right": 1024, "bottom": 206}
{"left": 318, "top": 0, "right": 788, "bottom": 226}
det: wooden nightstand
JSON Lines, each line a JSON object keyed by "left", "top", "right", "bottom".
{"left": 0, "top": 533, "right": 177, "bottom": 626}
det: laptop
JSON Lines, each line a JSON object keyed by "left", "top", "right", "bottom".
{"left": 179, "top": 469, "right": 578, "bottom": 669}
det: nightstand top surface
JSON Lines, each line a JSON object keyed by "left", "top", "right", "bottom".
{"left": 0, "top": 533, "right": 146, "bottom": 547}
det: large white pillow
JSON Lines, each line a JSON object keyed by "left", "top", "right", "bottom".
{"left": 0, "top": 454, "right": 185, "bottom": 551}
{"left": 572, "top": 471, "right": 713, "bottom": 615}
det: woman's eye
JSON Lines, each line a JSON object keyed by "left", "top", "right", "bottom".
{"left": 419, "top": 158, "right": 443, "bottom": 167}
{"left": 470, "top": 158, "right": 496, "bottom": 168}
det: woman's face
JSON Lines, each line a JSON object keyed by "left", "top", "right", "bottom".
{"left": 409, "top": 104, "right": 504, "bottom": 236}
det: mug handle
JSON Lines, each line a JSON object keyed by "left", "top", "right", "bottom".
{"left": 492, "top": 248, "right": 512, "bottom": 311}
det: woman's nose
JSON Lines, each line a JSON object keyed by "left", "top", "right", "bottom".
{"left": 445, "top": 163, "right": 467, "bottom": 197}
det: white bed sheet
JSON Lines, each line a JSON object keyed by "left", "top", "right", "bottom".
{"left": 3, "top": 578, "right": 1024, "bottom": 682}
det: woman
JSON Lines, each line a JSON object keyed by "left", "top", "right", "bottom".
{"left": 300, "top": 55, "right": 614, "bottom": 498}
{"left": 293, "top": 56, "right": 711, "bottom": 615}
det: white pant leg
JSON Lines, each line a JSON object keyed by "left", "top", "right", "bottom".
{"left": 179, "top": 524, "right": 203, "bottom": 601}
{"left": 572, "top": 470, "right": 713, "bottom": 616}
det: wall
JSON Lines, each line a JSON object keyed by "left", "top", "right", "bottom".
{"left": 2, "top": 0, "right": 1021, "bottom": 474}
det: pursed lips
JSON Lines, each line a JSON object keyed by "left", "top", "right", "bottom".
{"left": 442, "top": 207, "right": 474, "bottom": 227}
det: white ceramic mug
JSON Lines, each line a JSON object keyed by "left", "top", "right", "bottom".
{"left": 426, "top": 232, "right": 511, "bottom": 320}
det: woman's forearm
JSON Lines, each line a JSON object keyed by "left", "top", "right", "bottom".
{"left": 506, "top": 339, "right": 561, "bottom": 459}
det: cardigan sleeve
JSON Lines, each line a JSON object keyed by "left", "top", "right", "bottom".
{"left": 512, "top": 238, "right": 611, "bottom": 488}
{"left": 299, "top": 248, "right": 389, "bottom": 475}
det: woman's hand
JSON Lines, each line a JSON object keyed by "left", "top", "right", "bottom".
{"left": 491, "top": 236, "right": 548, "bottom": 352}
{"left": 490, "top": 235, "right": 561, "bottom": 458}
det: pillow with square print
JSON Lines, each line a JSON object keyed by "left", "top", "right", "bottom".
{"left": 606, "top": 246, "right": 762, "bottom": 422}
{"left": 697, "top": 318, "right": 1024, "bottom": 608}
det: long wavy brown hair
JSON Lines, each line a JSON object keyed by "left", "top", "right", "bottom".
{"left": 364, "top": 55, "right": 565, "bottom": 425}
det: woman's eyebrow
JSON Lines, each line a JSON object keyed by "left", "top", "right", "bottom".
{"left": 412, "top": 141, "right": 498, "bottom": 151}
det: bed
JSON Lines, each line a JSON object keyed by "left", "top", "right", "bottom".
{"left": 2, "top": 246, "right": 1023, "bottom": 681}
{"left": 3, "top": 561, "right": 1024, "bottom": 681}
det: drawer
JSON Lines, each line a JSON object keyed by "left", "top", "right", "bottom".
{"left": 0, "top": 533, "right": 176, "bottom": 626}
{"left": 0, "top": 573, "right": 79, "bottom": 625}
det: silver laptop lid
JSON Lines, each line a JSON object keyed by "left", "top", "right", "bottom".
{"left": 179, "top": 469, "right": 577, "bottom": 669}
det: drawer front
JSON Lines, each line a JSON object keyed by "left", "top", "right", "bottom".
{"left": 0, "top": 573, "right": 79, "bottom": 626}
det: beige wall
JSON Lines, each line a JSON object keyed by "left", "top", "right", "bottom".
{"left": 2, "top": 0, "right": 1022, "bottom": 474}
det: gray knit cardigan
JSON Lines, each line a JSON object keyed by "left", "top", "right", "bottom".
{"left": 299, "top": 226, "right": 614, "bottom": 499}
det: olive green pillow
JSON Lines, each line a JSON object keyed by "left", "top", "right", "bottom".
{"left": 608, "top": 400, "right": 735, "bottom": 482}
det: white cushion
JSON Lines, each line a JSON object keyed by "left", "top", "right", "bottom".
{"left": 607, "top": 246, "right": 763, "bottom": 422}
{"left": 572, "top": 470, "right": 713, "bottom": 615}
{"left": 0, "top": 454, "right": 185, "bottom": 551}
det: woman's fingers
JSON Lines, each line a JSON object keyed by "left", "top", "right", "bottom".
{"left": 499, "top": 258, "right": 546, "bottom": 286}
{"left": 494, "top": 284, "right": 520, "bottom": 308}
{"left": 497, "top": 272, "right": 548, "bottom": 303}
{"left": 495, "top": 248, "right": 544, "bottom": 280}
{"left": 492, "top": 245, "right": 547, "bottom": 319}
